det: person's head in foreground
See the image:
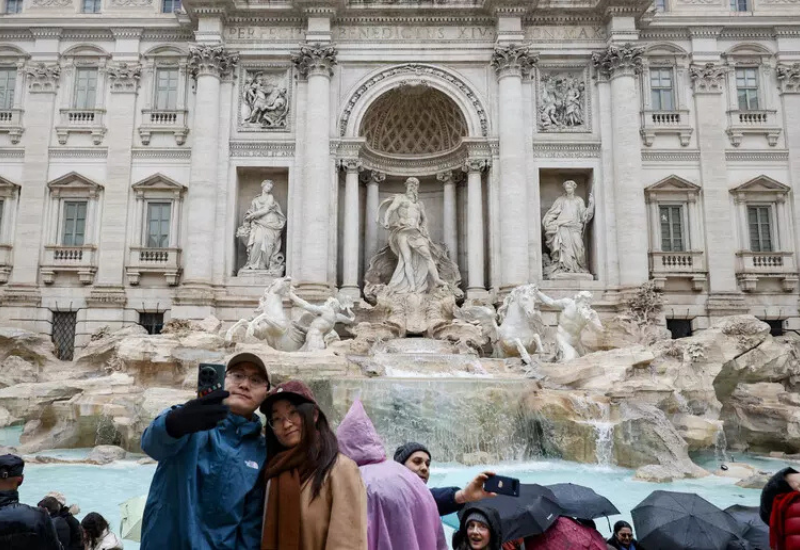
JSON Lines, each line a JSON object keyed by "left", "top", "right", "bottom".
{"left": 0, "top": 454, "right": 24, "bottom": 491}
{"left": 81, "top": 512, "right": 112, "bottom": 548}
{"left": 36, "top": 497, "right": 61, "bottom": 518}
{"left": 393, "top": 441, "right": 431, "bottom": 483}
{"left": 453, "top": 504, "right": 502, "bottom": 550}
{"left": 608, "top": 520, "right": 637, "bottom": 549}
{"left": 225, "top": 352, "right": 271, "bottom": 417}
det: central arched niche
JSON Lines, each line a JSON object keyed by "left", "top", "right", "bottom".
{"left": 359, "top": 86, "right": 468, "bottom": 157}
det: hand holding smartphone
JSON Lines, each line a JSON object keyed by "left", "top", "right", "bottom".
{"left": 483, "top": 474, "right": 521, "bottom": 497}
{"left": 197, "top": 363, "right": 226, "bottom": 398}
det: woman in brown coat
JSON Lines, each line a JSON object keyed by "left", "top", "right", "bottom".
{"left": 260, "top": 381, "right": 367, "bottom": 550}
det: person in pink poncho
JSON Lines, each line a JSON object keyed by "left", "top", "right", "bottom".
{"left": 336, "top": 399, "right": 448, "bottom": 550}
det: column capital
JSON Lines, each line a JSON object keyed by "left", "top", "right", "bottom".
{"left": 25, "top": 62, "right": 60, "bottom": 93}
{"left": 689, "top": 62, "right": 728, "bottom": 94}
{"left": 591, "top": 43, "right": 644, "bottom": 80}
{"left": 337, "top": 158, "right": 362, "bottom": 174}
{"left": 293, "top": 43, "right": 337, "bottom": 79}
{"left": 436, "top": 170, "right": 454, "bottom": 184}
{"left": 188, "top": 45, "right": 239, "bottom": 81}
{"left": 368, "top": 170, "right": 386, "bottom": 185}
{"left": 463, "top": 158, "right": 491, "bottom": 174}
{"left": 777, "top": 63, "right": 800, "bottom": 94}
{"left": 491, "top": 44, "right": 537, "bottom": 79}
{"left": 107, "top": 62, "right": 142, "bottom": 94}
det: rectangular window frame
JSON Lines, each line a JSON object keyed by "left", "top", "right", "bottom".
{"left": 82, "top": 0, "right": 101, "bottom": 13}
{"left": 747, "top": 204, "right": 774, "bottom": 253}
{"left": 650, "top": 67, "right": 675, "bottom": 111}
{"left": 162, "top": 0, "right": 180, "bottom": 12}
{"left": 4, "top": 0, "right": 22, "bottom": 14}
{"left": 60, "top": 200, "right": 88, "bottom": 247}
{"left": 145, "top": 201, "right": 171, "bottom": 249}
{"left": 73, "top": 67, "right": 98, "bottom": 110}
{"left": 735, "top": 67, "right": 760, "bottom": 111}
{"left": 154, "top": 68, "right": 180, "bottom": 111}
{"left": 655, "top": 0, "right": 666, "bottom": 10}
{"left": 0, "top": 67, "right": 16, "bottom": 110}
{"left": 731, "top": 0, "right": 748, "bottom": 10}
{"left": 659, "top": 204, "right": 686, "bottom": 252}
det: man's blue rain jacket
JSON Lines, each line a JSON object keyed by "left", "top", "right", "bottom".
{"left": 139, "top": 408, "right": 267, "bottom": 550}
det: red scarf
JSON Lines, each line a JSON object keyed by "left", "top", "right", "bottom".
{"left": 260, "top": 448, "right": 313, "bottom": 550}
{"left": 770, "top": 491, "right": 800, "bottom": 550}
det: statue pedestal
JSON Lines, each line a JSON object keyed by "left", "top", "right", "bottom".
{"left": 548, "top": 272, "right": 594, "bottom": 281}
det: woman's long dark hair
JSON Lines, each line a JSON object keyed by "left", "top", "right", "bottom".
{"left": 81, "top": 512, "right": 109, "bottom": 549}
{"left": 265, "top": 397, "right": 339, "bottom": 500}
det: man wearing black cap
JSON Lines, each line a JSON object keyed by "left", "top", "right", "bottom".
{"left": 0, "top": 454, "right": 62, "bottom": 550}
{"left": 140, "top": 352, "right": 271, "bottom": 550}
{"left": 394, "top": 441, "right": 496, "bottom": 516}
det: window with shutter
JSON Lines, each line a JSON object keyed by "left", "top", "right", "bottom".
{"left": 0, "top": 68, "right": 16, "bottom": 110}
{"left": 155, "top": 68, "right": 179, "bottom": 111}
{"left": 74, "top": 68, "right": 98, "bottom": 109}
{"left": 747, "top": 206, "right": 773, "bottom": 252}
{"left": 62, "top": 201, "right": 87, "bottom": 246}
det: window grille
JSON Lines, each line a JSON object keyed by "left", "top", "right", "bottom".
{"left": 139, "top": 312, "right": 164, "bottom": 335}
{"left": 667, "top": 319, "right": 692, "bottom": 339}
{"left": 52, "top": 311, "right": 77, "bottom": 360}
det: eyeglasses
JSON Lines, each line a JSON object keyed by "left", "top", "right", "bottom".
{"left": 618, "top": 534, "right": 633, "bottom": 539}
{"left": 267, "top": 409, "right": 302, "bottom": 430}
{"left": 225, "top": 371, "right": 269, "bottom": 388}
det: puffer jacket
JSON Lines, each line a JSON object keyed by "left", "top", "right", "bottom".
{"left": 769, "top": 492, "right": 800, "bottom": 550}
{"left": 761, "top": 467, "right": 798, "bottom": 523}
{"left": 140, "top": 409, "right": 267, "bottom": 550}
{"left": 453, "top": 502, "right": 503, "bottom": 550}
{"left": 0, "top": 490, "right": 62, "bottom": 550}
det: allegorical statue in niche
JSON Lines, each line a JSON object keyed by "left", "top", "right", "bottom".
{"left": 243, "top": 72, "right": 289, "bottom": 129}
{"left": 542, "top": 180, "right": 595, "bottom": 278}
{"left": 536, "top": 289, "right": 603, "bottom": 362}
{"left": 377, "top": 177, "right": 448, "bottom": 293}
{"left": 236, "top": 179, "right": 286, "bottom": 275}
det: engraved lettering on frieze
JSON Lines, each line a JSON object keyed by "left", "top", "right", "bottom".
{"left": 226, "top": 27, "right": 306, "bottom": 43}
{"left": 539, "top": 71, "right": 587, "bottom": 131}
{"left": 107, "top": 62, "right": 142, "bottom": 92}
{"left": 689, "top": 63, "right": 728, "bottom": 93}
{"left": 25, "top": 62, "right": 60, "bottom": 93}
{"left": 188, "top": 45, "right": 239, "bottom": 81}
{"left": 240, "top": 69, "right": 290, "bottom": 131}
{"left": 777, "top": 63, "right": 800, "bottom": 93}
{"left": 591, "top": 44, "right": 644, "bottom": 79}
{"left": 526, "top": 26, "right": 607, "bottom": 41}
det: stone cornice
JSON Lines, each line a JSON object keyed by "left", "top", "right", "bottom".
{"left": 773, "top": 26, "right": 800, "bottom": 37}
{"left": 25, "top": 62, "right": 60, "bottom": 93}
{"left": 292, "top": 43, "right": 337, "bottom": 79}
{"left": 641, "top": 150, "right": 700, "bottom": 163}
{"left": 111, "top": 27, "right": 145, "bottom": 39}
{"left": 229, "top": 140, "right": 295, "bottom": 158}
{"left": 107, "top": 62, "right": 142, "bottom": 93}
{"left": 30, "top": 28, "right": 62, "bottom": 39}
{"left": 188, "top": 44, "right": 239, "bottom": 80}
{"left": 49, "top": 147, "right": 108, "bottom": 159}
{"left": 334, "top": 16, "right": 494, "bottom": 25}
{"left": 131, "top": 148, "right": 192, "bottom": 160}
{"left": 491, "top": 44, "right": 538, "bottom": 79}
{"left": 689, "top": 62, "right": 728, "bottom": 94}
{"left": 591, "top": 43, "right": 644, "bottom": 79}
{"left": 777, "top": 63, "right": 800, "bottom": 94}
{"left": 60, "top": 30, "right": 115, "bottom": 40}
{"left": 726, "top": 150, "right": 789, "bottom": 162}
{"left": 303, "top": 6, "right": 337, "bottom": 16}
{"left": 0, "top": 149, "right": 25, "bottom": 159}
{"left": 141, "top": 29, "right": 195, "bottom": 41}
{"left": 688, "top": 26, "right": 723, "bottom": 38}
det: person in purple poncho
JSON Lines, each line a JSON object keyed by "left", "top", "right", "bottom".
{"left": 336, "top": 399, "right": 449, "bottom": 550}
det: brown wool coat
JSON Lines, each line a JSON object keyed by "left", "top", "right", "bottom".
{"left": 266, "top": 453, "right": 368, "bottom": 550}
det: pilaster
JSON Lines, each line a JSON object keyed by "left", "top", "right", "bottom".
{"left": 777, "top": 63, "right": 800, "bottom": 303}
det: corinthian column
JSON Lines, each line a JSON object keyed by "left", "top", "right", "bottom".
{"left": 437, "top": 170, "right": 458, "bottom": 260}
{"left": 182, "top": 45, "right": 238, "bottom": 294}
{"left": 364, "top": 170, "right": 385, "bottom": 273}
{"left": 492, "top": 45, "right": 536, "bottom": 293}
{"left": 293, "top": 43, "right": 337, "bottom": 297}
{"left": 339, "top": 158, "right": 362, "bottom": 300}
{"left": 778, "top": 63, "right": 800, "bottom": 287}
{"left": 464, "top": 159, "right": 489, "bottom": 298}
{"left": 592, "top": 44, "right": 649, "bottom": 288}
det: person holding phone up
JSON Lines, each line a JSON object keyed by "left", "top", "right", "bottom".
{"left": 139, "top": 352, "right": 271, "bottom": 550}
{"left": 394, "top": 442, "right": 497, "bottom": 516}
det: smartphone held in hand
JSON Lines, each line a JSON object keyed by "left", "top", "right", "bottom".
{"left": 483, "top": 474, "right": 521, "bottom": 497}
{"left": 197, "top": 363, "right": 225, "bottom": 398}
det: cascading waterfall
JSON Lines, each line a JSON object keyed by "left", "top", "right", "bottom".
{"left": 592, "top": 422, "right": 615, "bottom": 466}
{"left": 714, "top": 421, "right": 730, "bottom": 463}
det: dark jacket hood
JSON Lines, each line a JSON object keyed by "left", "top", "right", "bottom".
{"left": 760, "top": 467, "right": 798, "bottom": 524}
{"left": 453, "top": 502, "right": 503, "bottom": 550}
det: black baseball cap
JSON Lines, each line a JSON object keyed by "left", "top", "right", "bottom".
{"left": 0, "top": 454, "right": 24, "bottom": 478}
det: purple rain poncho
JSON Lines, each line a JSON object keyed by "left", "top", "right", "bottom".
{"left": 336, "top": 400, "right": 448, "bottom": 550}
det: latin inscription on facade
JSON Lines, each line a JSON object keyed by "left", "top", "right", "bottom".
{"left": 225, "top": 25, "right": 607, "bottom": 44}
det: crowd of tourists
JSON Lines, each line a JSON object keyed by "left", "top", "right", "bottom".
{"left": 1, "top": 350, "right": 799, "bottom": 549}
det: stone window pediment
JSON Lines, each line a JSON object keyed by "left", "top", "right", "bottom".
{"left": 730, "top": 175, "right": 790, "bottom": 201}
{"left": 132, "top": 173, "right": 187, "bottom": 197}
{"left": 47, "top": 172, "right": 104, "bottom": 198}
{"left": 0, "top": 175, "right": 20, "bottom": 199}
{"left": 645, "top": 175, "right": 701, "bottom": 201}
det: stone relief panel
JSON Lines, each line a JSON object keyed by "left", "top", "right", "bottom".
{"left": 238, "top": 66, "right": 291, "bottom": 132}
{"left": 537, "top": 66, "right": 590, "bottom": 133}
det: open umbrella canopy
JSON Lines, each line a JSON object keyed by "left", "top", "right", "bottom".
{"left": 523, "top": 516, "right": 608, "bottom": 550}
{"left": 119, "top": 495, "right": 147, "bottom": 543}
{"left": 546, "top": 483, "right": 620, "bottom": 520}
{"left": 724, "top": 505, "right": 770, "bottom": 550}
{"left": 472, "top": 483, "right": 564, "bottom": 542}
{"left": 632, "top": 490, "right": 742, "bottom": 550}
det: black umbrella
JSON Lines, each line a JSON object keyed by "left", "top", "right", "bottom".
{"left": 547, "top": 483, "right": 620, "bottom": 520}
{"left": 724, "top": 505, "right": 770, "bottom": 550}
{"left": 474, "top": 483, "right": 563, "bottom": 542}
{"left": 632, "top": 490, "right": 742, "bottom": 550}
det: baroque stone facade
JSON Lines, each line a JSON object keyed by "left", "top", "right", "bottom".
{"left": 2, "top": 0, "right": 800, "bottom": 346}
